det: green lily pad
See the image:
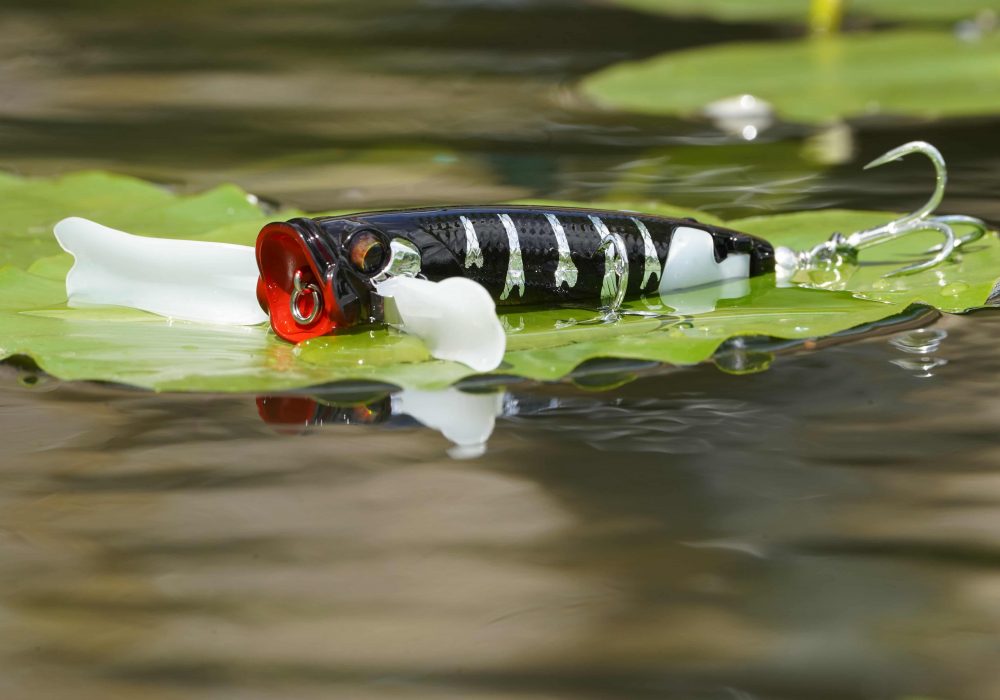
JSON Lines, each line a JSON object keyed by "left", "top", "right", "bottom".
{"left": 608, "top": 0, "right": 1000, "bottom": 24}
{"left": 0, "top": 171, "right": 299, "bottom": 269}
{"left": 582, "top": 29, "right": 1000, "bottom": 125}
{"left": 0, "top": 171, "right": 998, "bottom": 392}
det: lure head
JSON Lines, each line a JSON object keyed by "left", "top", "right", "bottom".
{"left": 256, "top": 217, "right": 392, "bottom": 342}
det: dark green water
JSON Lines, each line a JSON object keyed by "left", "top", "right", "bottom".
{"left": 2, "top": 2, "right": 1000, "bottom": 698}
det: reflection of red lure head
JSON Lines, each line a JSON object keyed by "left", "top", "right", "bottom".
{"left": 256, "top": 396, "right": 391, "bottom": 435}
{"left": 255, "top": 218, "right": 390, "bottom": 343}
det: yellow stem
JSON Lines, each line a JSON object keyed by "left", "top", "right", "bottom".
{"left": 809, "top": 0, "right": 844, "bottom": 35}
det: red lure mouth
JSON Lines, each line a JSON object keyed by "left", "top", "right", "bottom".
{"left": 255, "top": 221, "right": 343, "bottom": 343}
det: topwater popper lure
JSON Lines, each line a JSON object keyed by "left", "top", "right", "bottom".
{"left": 254, "top": 204, "right": 775, "bottom": 339}
{"left": 53, "top": 142, "right": 990, "bottom": 371}
{"left": 253, "top": 142, "right": 987, "bottom": 332}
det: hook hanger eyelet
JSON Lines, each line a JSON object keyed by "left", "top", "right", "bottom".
{"left": 290, "top": 269, "right": 322, "bottom": 325}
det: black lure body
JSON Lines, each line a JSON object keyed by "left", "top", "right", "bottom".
{"left": 255, "top": 205, "right": 775, "bottom": 342}
{"left": 323, "top": 206, "right": 774, "bottom": 303}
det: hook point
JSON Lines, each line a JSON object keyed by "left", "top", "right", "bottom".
{"left": 863, "top": 141, "right": 940, "bottom": 171}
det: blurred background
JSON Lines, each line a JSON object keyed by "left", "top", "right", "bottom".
{"left": 3, "top": 1, "right": 1000, "bottom": 698}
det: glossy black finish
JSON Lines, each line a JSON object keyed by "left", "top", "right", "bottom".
{"left": 299, "top": 205, "right": 775, "bottom": 308}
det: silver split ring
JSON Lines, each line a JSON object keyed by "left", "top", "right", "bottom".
{"left": 290, "top": 269, "right": 322, "bottom": 324}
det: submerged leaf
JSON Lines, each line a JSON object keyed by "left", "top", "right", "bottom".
{"left": 582, "top": 30, "right": 1000, "bottom": 125}
{"left": 0, "top": 171, "right": 997, "bottom": 392}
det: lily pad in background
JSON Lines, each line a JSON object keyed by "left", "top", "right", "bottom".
{"left": 582, "top": 30, "right": 1000, "bottom": 125}
{"left": 606, "top": 0, "right": 1000, "bottom": 24}
{"left": 0, "top": 171, "right": 998, "bottom": 392}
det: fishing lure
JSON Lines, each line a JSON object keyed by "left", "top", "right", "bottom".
{"left": 256, "top": 204, "right": 775, "bottom": 342}
{"left": 53, "top": 142, "right": 990, "bottom": 371}
{"left": 254, "top": 141, "right": 988, "bottom": 343}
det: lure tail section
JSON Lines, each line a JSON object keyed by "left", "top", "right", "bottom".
{"left": 658, "top": 227, "right": 752, "bottom": 293}
{"left": 54, "top": 217, "right": 267, "bottom": 325}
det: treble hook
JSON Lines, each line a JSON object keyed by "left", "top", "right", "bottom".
{"left": 778, "top": 141, "right": 989, "bottom": 278}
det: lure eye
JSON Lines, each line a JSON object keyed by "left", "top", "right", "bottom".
{"left": 348, "top": 231, "right": 387, "bottom": 274}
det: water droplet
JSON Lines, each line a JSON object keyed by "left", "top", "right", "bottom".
{"left": 890, "top": 357, "right": 948, "bottom": 378}
{"left": 889, "top": 328, "right": 947, "bottom": 354}
{"left": 941, "top": 282, "right": 969, "bottom": 297}
{"left": 714, "top": 348, "right": 774, "bottom": 375}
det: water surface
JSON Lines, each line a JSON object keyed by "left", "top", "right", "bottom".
{"left": 2, "top": 2, "right": 1000, "bottom": 698}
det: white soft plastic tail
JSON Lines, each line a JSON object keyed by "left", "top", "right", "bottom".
{"left": 375, "top": 276, "right": 506, "bottom": 372}
{"left": 54, "top": 217, "right": 267, "bottom": 325}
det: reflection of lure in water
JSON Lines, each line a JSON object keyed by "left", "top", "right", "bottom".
{"left": 52, "top": 142, "right": 990, "bottom": 371}
{"left": 255, "top": 304, "right": 936, "bottom": 456}
{"left": 258, "top": 389, "right": 505, "bottom": 459}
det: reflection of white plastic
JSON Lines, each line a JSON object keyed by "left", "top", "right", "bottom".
{"left": 54, "top": 217, "right": 267, "bottom": 325}
{"left": 375, "top": 276, "right": 506, "bottom": 372}
{"left": 395, "top": 388, "right": 504, "bottom": 459}
{"left": 659, "top": 227, "right": 750, "bottom": 294}
{"left": 660, "top": 277, "right": 750, "bottom": 315}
